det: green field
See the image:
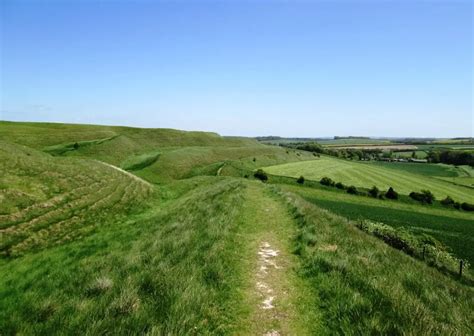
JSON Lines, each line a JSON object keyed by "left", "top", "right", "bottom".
{"left": 263, "top": 156, "right": 474, "bottom": 202}
{"left": 417, "top": 144, "right": 474, "bottom": 150}
{"left": 279, "top": 184, "right": 474, "bottom": 265}
{"left": 1, "top": 121, "right": 473, "bottom": 335}
{"left": 393, "top": 150, "right": 428, "bottom": 159}
{"left": 316, "top": 138, "right": 391, "bottom": 145}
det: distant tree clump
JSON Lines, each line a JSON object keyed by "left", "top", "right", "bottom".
{"left": 296, "top": 176, "right": 305, "bottom": 184}
{"left": 346, "top": 186, "right": 358, "bottom": 195}
{"left": 335, "top": 182, "right": 345, "bottom": 190}
{"left": 409, "top": 190, "right": 435, "bottom": 204}
{"left": 320, "top": 177, "right": 335, "bottom": 187}
{"left": 292, "top": 142, "right": 324, "bottom": 153}
{"left": 385, "top": 187, "right": 398, "bottom": 200}
{"left": 253, "top": 169, "right": 268, "bottom": 182}
{"left": 427, "top": 150, "right": 474, "bottom": 166}
{"left": 369, "top": 186, "right": 379, "bottom": 198}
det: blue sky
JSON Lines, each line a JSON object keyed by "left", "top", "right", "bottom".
{"left": 1, "top": 0, "right": 472, "bottom": 137}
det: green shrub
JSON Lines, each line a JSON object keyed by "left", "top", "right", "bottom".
{"left": 441, "top": 196, "right": 455, "bottom": 207}
{"left": 320, "top": 177, "right": 335, "bottom": 187}
{"left": 461, "top": 202, "right": 474, "bottom": 211}
{"left": 368, "top": 186, "right": 379, "bottom": 198}
{"left": 335, "top": 182, "right": 345, "bottom": 190}
{"left": 356, "top": 220, "right": 468, "bottom": 274}
{"left": 346, "top": 185, "right": 358, "bottom": 195}
{"left": 385, "top": 187, "right": 398, "bottom": 200}
{"left": 409, "top": 190, "right": 435, "bottom": 204}
{"left": 296, "top": 176, "right": 305, "bottom": 184}
{"left": 253, "top": 169, "right": 268, "bottom": 182}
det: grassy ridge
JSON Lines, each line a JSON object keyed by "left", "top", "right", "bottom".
{"left": 0, "top": 121, "right": 260, "bottom": 166}
{"left": 121, "top": 151, "right": 161, "bottom": 171}
{"left": 136, "top": 146, "right": 315, "bottom": 183}
{"left": 279, "top": 190, "right": 474, "bottom": 334}
{"left": 0, "top": 177, "right": 248, "bottom": 334}
{"left": 0, "top": 141, "right": 153, "bottom": 257}
{"left": 263, "top": 156, "right": 474, "bottom": 202}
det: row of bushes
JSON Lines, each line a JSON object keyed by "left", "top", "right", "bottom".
{"left": 254, "top": 170, "right": 474, "bottom": 212}
{"left": 440, "top": 196, "right": 474, "bottom": 211}
{"left": 356, "top": 220, "right": 469, "bottom": 276}
{"left": 408, "top": 190, "right": 474, "bottom": 211}
{"left": 318, "top": 176, "right": 474, "bottom": 211}
{"left": 319, "top": 176, "right": 399, "bottom": 199}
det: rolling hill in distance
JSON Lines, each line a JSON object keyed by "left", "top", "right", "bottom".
{"left": 1, "top": 121, "right": 473, "bottom": 335}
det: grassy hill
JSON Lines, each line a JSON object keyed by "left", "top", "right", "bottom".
{"left": 1, "top": 121, "right": 473, "bottom": 334}
{"left": 0, "top": 121, "right": 315, "bottom": 183}
{"left": 0, "top": 140, "right": 153, "bottom": 257}
{"left": 263, "top": 155, "right": 474, "bottom": 202}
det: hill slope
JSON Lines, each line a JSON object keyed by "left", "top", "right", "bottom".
{"left": 0, "top": 141, "right": 152, "bottom": 257}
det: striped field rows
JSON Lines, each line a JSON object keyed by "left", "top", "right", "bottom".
{"left": 263, "top": 156, "right": 474, "bottom": 202}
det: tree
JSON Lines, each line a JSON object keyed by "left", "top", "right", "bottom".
{"left": 385, "top": 187, "right": 398, "bottom": 200}
{"left": 382, "top": 151, "right": 393, "bottom": 159}
{"left": 320, "top": 177, "right": 335, "bottom": 187}
{"left": 297, "top": 176, "right": 305, "bottom": 184}
{"left": 461, "top": 202, "right": 474, "bottom": 211}
{"left": 335, "top": 182, "right": 345, "bottom": 189}
{"left": 254, "top": 169, "right": 268, "bottom": 182}
{"left": 409, "top": 190, "right": 435, "bottom": 204}
{"left": 441, "top": 196, "right": 455, "bottom": 207}
{"left": 369, "top": 186, "right": 379, "bottom": 198}
{"left": 73, "top": 142, "right": 79, "bottom": 150}
{"left": 346, "top": 185, "right": 358, "bottom": 194}
{"left": 423, "top": 190, "right": 435, "bottom": 204}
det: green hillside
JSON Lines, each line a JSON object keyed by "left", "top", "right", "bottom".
{"left": 1, "top": 121, "right": 473, "bottom": 335}
{"left": 263, "top": 155, "right": 474, "bottom": 202}
{"left": 0, "top": 141, "right": 153, "bottom": 257}
{"left": 280, "top": 183, "right": 474, "bottom": 264}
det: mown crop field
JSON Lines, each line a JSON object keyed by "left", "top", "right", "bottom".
{"left": 316, "top": 138, "right": 391, "bottom": 145}
{"left": 263, "top": 156, "right": 474, "bottom": 202}
{"left": 1, "top": 121, "right": 473, "bottom": 335}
